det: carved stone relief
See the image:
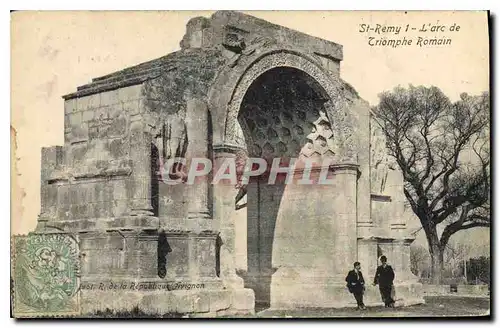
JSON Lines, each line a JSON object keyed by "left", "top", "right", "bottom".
{"left": 370, "top": 119, "right": 396, "bottom": 194}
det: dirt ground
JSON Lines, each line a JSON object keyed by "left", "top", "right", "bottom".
{"left": 253, "top": 296, "right": 490, "bottom": 318}
{"left": 84, "top": 295, "right": 490, "bottom": 319}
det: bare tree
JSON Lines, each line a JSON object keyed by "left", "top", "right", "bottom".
{"left": 443, "top": 239, "right": 472, "bottom": 280}
{"left": 372, "top": 85, "right": 490, "bottom": 284}
{"left": 410, "top": 244, "right": 430, "bottom": 278}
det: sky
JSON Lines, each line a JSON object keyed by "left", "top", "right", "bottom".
{"left": 10, "top": 11, "right": 490, "bottom": 253}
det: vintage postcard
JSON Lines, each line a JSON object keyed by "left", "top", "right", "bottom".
{"left": 11, "top": 10, "right": 490, "bottom": 318}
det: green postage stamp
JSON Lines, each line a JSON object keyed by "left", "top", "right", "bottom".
{"left": 11, "top": 233, "right": 80, "bottom": 318}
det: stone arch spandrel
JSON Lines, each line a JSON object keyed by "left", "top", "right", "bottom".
{"left": 208, "top": 49, "right": 358, "bottom": 163}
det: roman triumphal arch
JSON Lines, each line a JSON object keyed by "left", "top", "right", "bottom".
{"left": 35, "top": 11, "right": 423, "bottom": 316}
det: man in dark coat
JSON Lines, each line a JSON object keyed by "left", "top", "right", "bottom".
{"left": 345, "top": 261, "right": 366, "bottom": 310}
{"left": 373, "top": 255, "right": 395, "bottom": 307}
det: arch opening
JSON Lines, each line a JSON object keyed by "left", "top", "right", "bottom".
{"left": 234, "top": 67, "right": 334, "bottom": 310}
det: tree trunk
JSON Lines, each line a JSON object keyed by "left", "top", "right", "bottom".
{"left": 430, "top": 246, "right": 444, "bottom": 284}
{"left": 425, "top": 223, "right": 445, "bottom": 284}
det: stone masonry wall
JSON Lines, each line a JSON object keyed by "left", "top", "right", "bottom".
{"left": 40, "top": 84, "right": 148, "bottom": 230}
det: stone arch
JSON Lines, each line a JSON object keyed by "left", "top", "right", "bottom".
{"left": 209, "top": 49, "right": 357, "bottom": 163}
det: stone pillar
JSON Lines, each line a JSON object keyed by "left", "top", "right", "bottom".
{"left": 354, "top": 98, "right": 374, "bottom": 252}
{"left": 129, "top": 115, "right": 154, "bottom": 217}
{"left": 391, "top": 237, "right": 419, "bottom": 283}
{"left": 185, "top": 97, "right": 210, "bottom": 220}
{"left": 401, "top": 239, "right": 415, "bottom": 278}
{"left": 37, "top": 146, "right": 64, "bottom": 231}
{"left": 212, "top": 145, "right": 244, "bottom": 289}
{"left": 266, "top": 162, "right": 360, "bottom": 308}
{"left": 390, "top": 239, "right": 405, "bottom": 281}
{"left": 357, "top": 237, "right": 378, "bottom": 280}
{"left": 333, "top": 164, "right": 360, "bottom": 276}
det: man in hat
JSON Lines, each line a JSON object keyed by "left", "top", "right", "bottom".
{"left": 345, "top": 261, "right": 366, "bottom": 310}
{"left": 373, "top": 255, "right": 395, "bottom": 307}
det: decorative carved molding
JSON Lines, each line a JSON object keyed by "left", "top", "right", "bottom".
{"left": 226, "top": 34, "right": 277, "bottom": 68}
{"left": 223, "top": 31, "right": 247, "bottom": 53}
{"left": 222, "top": 50, "right": 356, "bottom": 163}
{"left": 212, "top": 143, "right": 247, "bottom": 154}
{"left": 370, "top": 194, "right": 392, "bottom": 202}
{"left": 300, "top": 110, "right": 336, "bottom": 159}
{"left": 47, "top": 159, "right": 133, "bottom": 184}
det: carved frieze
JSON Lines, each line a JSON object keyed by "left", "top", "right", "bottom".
{"left": 143, "top": 79, "right": 189, "bottom": 182}
{"left": 370, "top": 118, "right": 396, "bottom": 194}
{"left": 47, "top": 159, "right": 133, "bottom": 184}
{"left": 222, "top": 27, "right": 247, "bottom": 53}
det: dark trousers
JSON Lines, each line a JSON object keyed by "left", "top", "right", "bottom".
{"left": 379, "top": 285, "right": 394, "bottom": 305}
{"left": 352, "top": 290, "right": 365, "bottom": 307}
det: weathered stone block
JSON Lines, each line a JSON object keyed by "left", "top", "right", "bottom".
{"left": 56, "top": 184, "right": 70, "bottom": 205}
{"left": 108, "top": 112, "right": 128, "bottom": 138}
{"left": 70, "top": 122, "right": 89, "bottom": 143}
{"left": 137, "top": 237, "right": 158, "bottom": 277}
{"left": 111, "top": 200, "right": 128, "bottom": 217}
{"left": 136, "top": 98, "right": 147, "bottom": 115}
{"left": 100, "top": 89, "right": 120, "bottom": 106}
{"left": 64, "top": 114, "right": 71, "bottom": 130}
{"left": 231, "top": 288, "right": 255, "bottom": 311}
{"left": 68, "top": 185, "right": 78, "bottom": 204}
{"left": 165, "top": 237, "right": 190, "bottom": 279}
{"left": 88, "top": 125, "right": 99, "bottom": 140}
{"left": 122, "top": 99, "right": 139, "bottom": 113}
{"left": 94, "top": 106, "right": 111, "bottom": 122}
{"left": 124, "top": 178, "right": 136, "bottom": 201}
{"left": 41, "top": 145, "right": 64, "bottom": 173}
{"left": 45, "top": 185, "right": 58, "bottom": 208}
{"left": 68, "top": 111, "right": 83, "bottom": 127}
{"left": 77, "top": 94, "right": 100, "bottom": 111}
{"left": 193, "top": 237, "right": 217, "bottom": 278}
{"left": 158, "top": 183, "right": 187, "bottom": 218}
{"left": 118, "top": 84, "right": 143, "bottom": 102}
{"left": 210, "top": 290, "right": 232, "bottom": 312}
{"left": 193, "top": 291, "right": 211, "bottom": 313}
{"left": 174, "top": 291, "right": 195, "bottom": 313}
{"left": 80, "top": 289, "right": 143, "bottom": 314}
{"left": 139, "top": 292, "right": 175, "bottom": 314}
{"left": 82, "top": 110, "right": 94, "bottom": 122}
{"left": 108, "top": 138, "right": 127, "bottom": 159}
{"left": 111, "top": 179, "right": 127, "bottom": 200}
{"left": 106, "top": 101, "right": 121, "bottom": 118}
{"left": 64, "top": 98, "right": 77, "bottom": 113}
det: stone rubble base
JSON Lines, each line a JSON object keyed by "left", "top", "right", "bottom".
{"left": 81, "top": 287, "right": 255, "bottom": 317}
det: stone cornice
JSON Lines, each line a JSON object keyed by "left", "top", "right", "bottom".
{"left": 62, "top": 49, "right": 224, "bottom": 100}
{"left": 209, "top": 11, "right": 343, "bottom": 61}
{"left": 212, "top": 143, "right": 247, "bottom": 154}
{"left": 374, "top": 236, "right": 417, "bottom": 243}
{"left": 371, "top": 194, "right": 392, "bottom": 202}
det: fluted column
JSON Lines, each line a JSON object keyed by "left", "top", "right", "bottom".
{"left": 129, "top": 115, "right": 154, "bottom": 217}
{"left": 332, "top": 163, "right": 360, "bottom": 276}
{"left": 185, "top": 97, "right": 210, "bottom": 220}
{"left": 213, "top": 145, "right": 244, "bottom": 288}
